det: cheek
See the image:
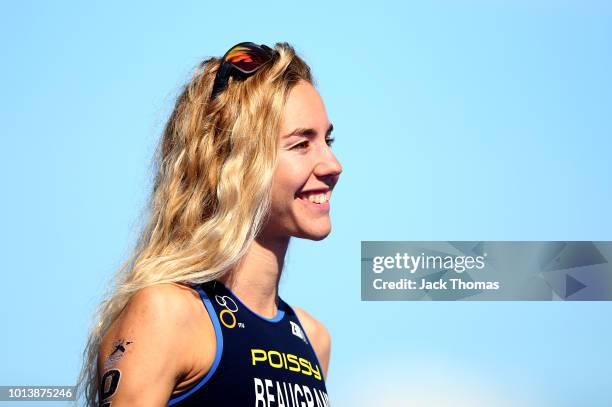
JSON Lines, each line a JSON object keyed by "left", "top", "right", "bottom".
{"left": 273, "top": 180, "right": 297, "bottom": 210}
{"left": 272, "top": 158, "right": 305, "bottom": 201}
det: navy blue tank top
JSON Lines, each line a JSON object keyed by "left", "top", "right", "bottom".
{"left": 167, "top": 280, "right": 330, "bottom": 406}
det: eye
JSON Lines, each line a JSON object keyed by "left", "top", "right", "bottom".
{"left": 292, "top": 140, "right": 309, "bottom": 150}
{"left": 291, "top": 137, "right": 335, "bottom": 150}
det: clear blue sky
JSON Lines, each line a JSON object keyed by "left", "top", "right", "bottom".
{"left": 1, "top": 1, "right": 611, "bottom": 406}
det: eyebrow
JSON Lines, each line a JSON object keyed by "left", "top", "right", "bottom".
{"left": 282, "top": 123, "right": 334, "bottom": 139}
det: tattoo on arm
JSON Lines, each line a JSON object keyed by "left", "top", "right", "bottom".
{"left": 99, "top": 368, "right": 121, "bottom": 407}
{"left": 99, "top": 339, "right": 132, "bottom": 406}
{"left": 104, "top": 339, "right": 133, "bottom": 369}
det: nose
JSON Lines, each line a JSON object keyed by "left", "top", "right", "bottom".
{"left": 314, "top": 144, "right": 343, "bottom": 183}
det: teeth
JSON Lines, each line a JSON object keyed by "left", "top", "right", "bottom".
{"left": 299, "top": 191, "right": 330, "bottom": 204}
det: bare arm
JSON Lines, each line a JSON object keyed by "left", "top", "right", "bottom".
{"left": 97, "top": 283, "right": 210, "bottom": 406}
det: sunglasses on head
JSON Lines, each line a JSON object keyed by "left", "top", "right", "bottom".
{"left": 210, "top": 42, "right": 275, "bottom": 101}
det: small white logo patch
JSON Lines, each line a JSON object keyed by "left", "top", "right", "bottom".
{"left": 290, "top": 321, "right": 308, "bottom": 344}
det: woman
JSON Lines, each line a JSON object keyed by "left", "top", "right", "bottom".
{"left": 78, "top": 41, "right": 342, "bottom": 406}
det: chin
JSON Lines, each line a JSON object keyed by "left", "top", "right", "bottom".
{"left": 296, "top": 225, "right": 332, "bottom": 241}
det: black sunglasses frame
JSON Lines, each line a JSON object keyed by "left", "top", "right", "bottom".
{"left": 209, "top": 42, "right": 275, "bottom": 101}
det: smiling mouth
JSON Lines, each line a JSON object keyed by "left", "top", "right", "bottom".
{"left": 296, "top": 190, "right": 331, "bottom": 213}
{"left": 296, "top": 190, "right": 331, "bottom": 205}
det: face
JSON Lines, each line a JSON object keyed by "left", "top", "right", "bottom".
{"left": 262, "top": 80, "right": 342, "bottom": 241}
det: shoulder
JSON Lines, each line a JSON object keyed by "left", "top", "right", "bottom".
{"left": 125, "top": 282, "right": 202, "bottom": 322}
{"left": 106, "top": 283, "right": 203, "bottom": 341}
{"left": 292, "top": 306, "right": 331, "bottom": 379}
{"left": 98, "top": 283, "right": 215, "bottom": 405}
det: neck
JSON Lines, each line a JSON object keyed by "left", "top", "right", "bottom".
{"left": 218, "top": 234, "right": 290, "bottom": 319}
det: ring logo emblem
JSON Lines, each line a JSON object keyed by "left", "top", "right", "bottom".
{"left": 215, "top": 295, "right": 239, "bottom": 329}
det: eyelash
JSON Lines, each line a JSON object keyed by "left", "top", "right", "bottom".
{"left": 293, "top": 137, "right": 335, "bottom": 150}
